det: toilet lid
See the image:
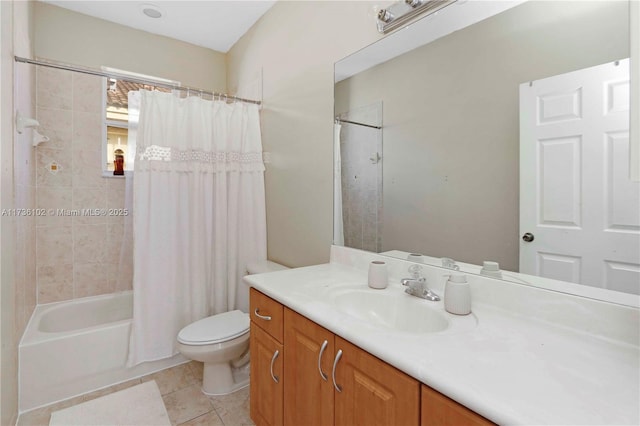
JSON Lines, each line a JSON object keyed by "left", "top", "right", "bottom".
{"left": 177, "top": 310, "right": 249, "bottom": 345}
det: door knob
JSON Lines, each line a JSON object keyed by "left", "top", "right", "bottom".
{"left": 522, "top": 232, "right": 535, "bottom": 242}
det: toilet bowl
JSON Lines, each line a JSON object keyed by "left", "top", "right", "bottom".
{"left": 177, "top": 310, "right": 250, "bottom": 395}
{"left": 177, "top": 260, "right": 288, "bottom": 395}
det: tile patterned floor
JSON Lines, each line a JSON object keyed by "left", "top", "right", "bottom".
{"left": 16, "top": 362, "right": 254, "bottom": 426}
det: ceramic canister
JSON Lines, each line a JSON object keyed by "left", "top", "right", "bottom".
{"left": 368, "top": 261, "right": 388, "bottom": 289}
{"left": 444, "top": 273, "right": 471, "bottom": 315}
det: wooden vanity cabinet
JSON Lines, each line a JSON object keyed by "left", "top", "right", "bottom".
{"left": 250, "top": 324, "right": 284, "bottom": 426}
{"left": 284, "top": 308, "right": 419, "bottom": 426}
{"left": 250, "top": 287, "right": 284, "bottom": 341}
{"left": 250, "top": 289, "right": 491, "bottom": 426}
{"left": 334, "top": 336, "right": 420, "bottom": 426}
{"left": 250, "top": 288, "right": 284, "bottom": 426}
{"left": 283, "top": 308, "right": 335, "bottom": 426}
{"left": 421, "top": 385, "right": 494, "bottom": 426}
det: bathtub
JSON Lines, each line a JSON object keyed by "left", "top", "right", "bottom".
{"left": 19, "top": 291, "right": 186, "bottom": 412}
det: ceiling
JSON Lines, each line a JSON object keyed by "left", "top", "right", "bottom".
{"left": 40, "top": 1, "right": 276, "bottom": 53}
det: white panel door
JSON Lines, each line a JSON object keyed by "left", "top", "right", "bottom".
{"left": 520, "top": 59, "right": 640, "bottom": 294}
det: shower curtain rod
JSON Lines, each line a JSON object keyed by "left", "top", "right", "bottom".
{"left": 15, "top": 56, "right": 262, "bottom": 106}
{"left": 335, "top": 118, "right": 382, "bottom": 130}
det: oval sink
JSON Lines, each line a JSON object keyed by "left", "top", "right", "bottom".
{"left": 333, "top": 290, "right": 449, "bottom": 334}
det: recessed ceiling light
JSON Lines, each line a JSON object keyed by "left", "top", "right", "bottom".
{"left": 140, "top": 3, "right": 163, "bottom": 19}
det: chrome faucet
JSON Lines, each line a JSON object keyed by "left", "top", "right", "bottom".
{"left": 401, "top": 265, "right": 440, "bottom": 301}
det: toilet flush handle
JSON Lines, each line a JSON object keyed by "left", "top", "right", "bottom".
{"left": 254, "top": 308, "right": 272, "bottom": 321}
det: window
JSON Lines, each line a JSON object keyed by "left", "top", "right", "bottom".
{"left": 102, "top": 73, "right": 174, "bottom": 174}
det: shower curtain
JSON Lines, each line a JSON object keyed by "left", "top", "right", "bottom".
{"left": 115, "top": 171, "right": 134, "bottom": 292}
{"left": 127, "top": 90, "right": 267, "bottom": 366}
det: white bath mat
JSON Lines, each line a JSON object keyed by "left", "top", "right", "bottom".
{"left": 49, "top": 380, "right": 170, "bottom": 426}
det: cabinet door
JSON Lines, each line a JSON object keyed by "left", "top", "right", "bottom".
{"left": 250, "top": 288, "right": 284, "bottom": 343}
{"left": 250, "top": 322, "right": 284, "bottom": 426}
{"left": 283, "top": 308, "right": 335, "bottom": 426}
{"left": 421, "top": 385, "right": 493, "bottom": 426}
{"left": 334, "top": 337, "right": 420, "bottom": 426}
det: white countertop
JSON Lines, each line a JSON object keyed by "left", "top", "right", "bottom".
{"left": 244, "top": 256, "right": 640, "bottom": 425}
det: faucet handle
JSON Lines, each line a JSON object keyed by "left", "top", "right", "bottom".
{"left": 408, "top": 264, "right": 423, "bottom": 279}
{"left": 441, "top": 257, "right": 460, "bottom": 271}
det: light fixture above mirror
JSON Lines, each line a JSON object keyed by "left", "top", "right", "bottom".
{"left": 377, "top": 0, "right": 456, "bottom": 34}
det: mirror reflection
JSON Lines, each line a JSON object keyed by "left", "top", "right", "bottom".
{"left": 334, "top": 0, "right": 640, "bottom": 295}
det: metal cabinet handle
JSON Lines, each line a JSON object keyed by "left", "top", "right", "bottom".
{"left": 254, "top": 308, "right": 272, "bottom": 321}
{"left": 318, "top": 340, "right": 329, "bottom": 381}
{"left": 270, "top": 349, "right": 280, "bottom": 383}
{"left": 331, "top": 349, "right": 343, "bottom": 392}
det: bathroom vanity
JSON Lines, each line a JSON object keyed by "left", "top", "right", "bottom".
{"left": 245, "top": 246, "right": 639, "bottom": 426}
{"left": 250, "top": 287, "right": 490, "bottom": 426}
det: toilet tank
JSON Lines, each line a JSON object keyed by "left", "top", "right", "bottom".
{"left": 246, "top": 260, "right": 289, "bottom": 275}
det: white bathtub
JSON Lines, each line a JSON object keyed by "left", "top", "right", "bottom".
{"left": 19, "top": 291, "right": 186, "bottom": 412}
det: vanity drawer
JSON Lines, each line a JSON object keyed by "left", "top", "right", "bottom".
{"left": 250, "top": 288, "right": 284, "bottom": 343}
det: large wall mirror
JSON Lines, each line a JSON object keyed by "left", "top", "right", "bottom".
{"left": 334, "top": 0, "right": 640, "bottom": 300}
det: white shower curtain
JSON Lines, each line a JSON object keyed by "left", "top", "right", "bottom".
{"left": 127, "top": 90, "right": 267, "bottom": 366}
{"left": 115, "top": 171, "right": 134, "bottom": 293}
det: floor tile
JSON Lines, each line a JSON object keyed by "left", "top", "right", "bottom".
{"left": 16, "top": 363, "right": 246, "bottom": 426}
{"left": 142, "top": 362, "right": 197, "bottom": 395}
{"left": 177, "top": 411, "right": 224, "bottom": 426}
{"left": 17, "top": 395, "right": 84, "bottom": 426}
{"left": 210, "top": 386, "right": 254, "bottom": 426}
{"left": 82, "top": 377, "right": 142, "bottom": 402}
{"left": 16, "top": 408, "right": 50, "bottom": 426}
{"left": 163, "top": 384, "right": 214, "bottom": 425}
{"left": 187, "top": 361, "right": 204, "bottom": 385}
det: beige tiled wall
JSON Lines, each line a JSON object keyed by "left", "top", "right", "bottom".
{"left": 13, "top": 62, "right": 37, "bottom": 350}
{"left": 35, "top": 67, "right": 131, "bottom": 304}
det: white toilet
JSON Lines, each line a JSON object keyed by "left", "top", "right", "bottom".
{"left": 177, "top": 260, "right": 288, "bottom": 395}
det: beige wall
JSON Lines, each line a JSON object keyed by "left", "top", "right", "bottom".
{"left": 1, "top": 1, "right": 36, "bottom": 424}
{"left": 227, "top": 1, "right": 381, "bottom": 267}
{"left": 335, "top": 1, "right": 629, "bottom": 271}
{"left": 34, "top": 2, "right": 227, "bottom": 92}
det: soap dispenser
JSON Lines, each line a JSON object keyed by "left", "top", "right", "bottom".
{"left": 444, "top": 272, "right": 471, "bottom": 315}
{"left": 480, "top": 261, "right": 503, "bottom": 279}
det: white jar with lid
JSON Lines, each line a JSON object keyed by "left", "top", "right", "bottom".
{"left": 368, "top": 261, "right": 388, "bottom": 289}
{"left": 444, "top": 272, "right": 471, "bottom": 315}
{"left": 480, "top": 261, "right": 503, "bottom": 279}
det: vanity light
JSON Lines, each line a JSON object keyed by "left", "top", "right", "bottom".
{"left": 405, "top": 0, "right": 425, "bottom": 8}
{"left": 377, "top": 0, "right": 456, "bottom": 33}
{"left": 377, "top": 8, "right": 394, "bottom": 24}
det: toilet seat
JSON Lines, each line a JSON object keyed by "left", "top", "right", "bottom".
{"left": 177, "top": 310, "right": 249, "bottom": 346}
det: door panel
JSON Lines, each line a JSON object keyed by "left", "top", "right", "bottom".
{"left": 538, "top": 252, "right": 581, "bottom": 283}
{"left": 520, "top": 58, "right": 640, "bottom": 294}
{"left": 334, "top": 337, "right": 419, "bottom": 426}
{"left": 283, "top": 308, "right": 334, "bottom": 426}
{"left": 250, "top": 323, "right": 284, "bottom": 426}
{"left": 606, "top": 132, "right": 640, "bottom": 230}
{"left": 537, "top": 136, "right": 582, "bottom": 227}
